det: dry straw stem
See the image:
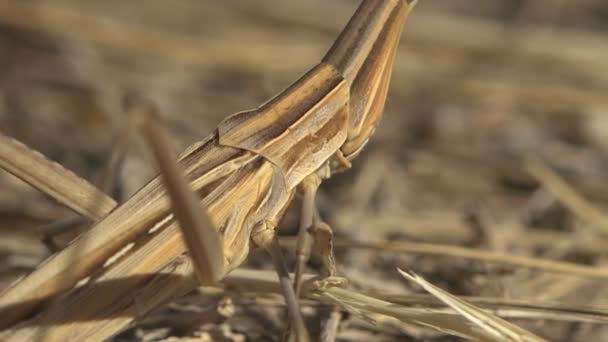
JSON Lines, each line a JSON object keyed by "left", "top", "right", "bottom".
{"left": 358, "top": 292, "right": 608, "bottom": 325}
{"left": 398, "top": 269, "right": 548, "bottom": 342}
{"left": 282, "top": 238, "right": 608, "bottom": 280}
{"left": 0, "top": 133, "right": 157, "bottom": 328}
{"left": 131, "top": 96, "right": 225, "bottom": 285}
{"left": 2, "top": 266, "right": 538, "bottom": 340}
{"left": 221, "top": 269, "right": 526, "bottom": 341}
{"left": 525, "top": 156, "right": 608, "bottom": 235}
{"left": 208, "top": 282, "right": 608, "bottom": 325}
{"left": 0, "top": 132, "right": 116, "bottom": 220}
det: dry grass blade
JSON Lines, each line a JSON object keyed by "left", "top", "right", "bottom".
{"left": 320, "top": 308, "right": 342, "bottom": 342}
{"left": 0, "top": 132, "right": 127, "bottom": 328}
{"left": 304, "top": 281, "right": 503, "bottom": 340}
{"left": 398, "top": 269, "right": 548, "bottom": 342}
{"left": 525, "top": 157, "right": 608, "bottom": 234}
{"left": 300, "top": 239, "right": 608, "bottom": 280}
{"left": 226, "top": 278, "right": 506, "bottom": 340}
{"left": 219, "top": 268, "right": 608, "bottom": 339}
{"left": 127, "top": 95, "right": 224, "bottom": 285}
{"left": 0, "top": 143, "right": 169, "bottom": 329}
{"left": 376, "top": 293, "right": 608, "bottom": 324}
{"left": 0, "top": 132, "right": 116, "bottom": 220}
{"left": 222, "top": 269, "right": 502, "bottom": 340}
{"left": 206, "top": 281, "right": 608, "bottom": 325}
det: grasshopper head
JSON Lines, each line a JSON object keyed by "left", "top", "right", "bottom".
{"left": 323, "top": 0, "right": 416, "bottom": 173}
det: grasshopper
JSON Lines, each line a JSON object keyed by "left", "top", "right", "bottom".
{"left": 0, "top": 0, "right": 417, "bottom": 340}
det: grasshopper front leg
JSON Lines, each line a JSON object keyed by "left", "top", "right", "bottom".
{"left": 293, "top": 173, "right": 322, "bottom": 297}
{"left": 293, "top": 0, "right": 417, "bottom": 301}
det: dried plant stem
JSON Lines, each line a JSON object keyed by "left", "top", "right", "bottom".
{"left": 320, "top": 307, "right": 342, "bottom": 342}
{"left": 281, "top": 238, "right": 608, "bottom": 280}
{"left": 209, "top": 270, "right": 608, "bottom": 324}
{"left": 37, "top": 216, "right": 84, "bottom": 252}
{"left": 132, "top": 96, "right": 224, "bottom": 285}
{"left": 525, "top": 157, "right": 608, "bottom": 234}
{"left": 0, "top": 132, "right": 116, "bottom": 220}
{"left": 37, "top": 114, "right": 134, "bottom": 251}
{"left": 399, "top": 269, "right": 547, "bottom": 342}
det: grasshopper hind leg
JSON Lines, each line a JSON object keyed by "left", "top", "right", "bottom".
{"left": 290, "top": 171, "right": 341, "bottom": 341}
{"left": 293, "top": 154, "right": 344, "bottom": 295}
{"left": 309, "top": 219, "right": 338, "bottom": 279}
{"left": 294, "top": 176, "right": 341, "bottom": 289}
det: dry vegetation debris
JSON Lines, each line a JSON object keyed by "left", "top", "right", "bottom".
{"left": 1, "top": 0, "right": 608, "bottom": 340}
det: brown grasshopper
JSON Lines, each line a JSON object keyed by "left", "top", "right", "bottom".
{"left": 0, "top": 0, "right": 417, "bottom": 340}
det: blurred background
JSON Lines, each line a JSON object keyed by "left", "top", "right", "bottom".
{"left": 1, "top": 0, "right": 608, "bottom": 340}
